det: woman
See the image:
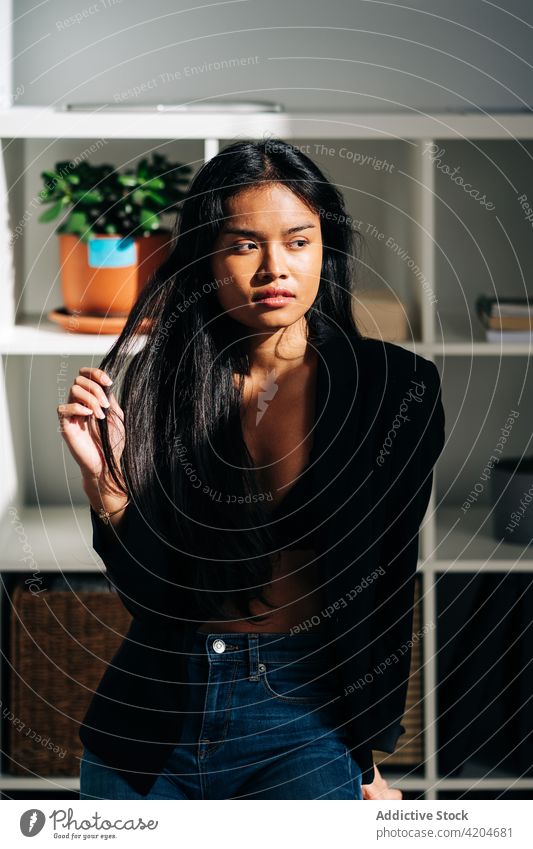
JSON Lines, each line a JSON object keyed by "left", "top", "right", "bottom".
{"left": 58, "top": 138, "right": 445, "bottom": 800}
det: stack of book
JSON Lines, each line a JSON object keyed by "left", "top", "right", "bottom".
{"left": 476, "top": 295, "right": 533, "bottom": 343}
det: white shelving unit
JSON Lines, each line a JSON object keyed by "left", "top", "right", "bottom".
{"left": 1, "top": 106, "right": 532, "bottom": 800}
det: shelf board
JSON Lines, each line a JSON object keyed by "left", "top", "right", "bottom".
{"left": 435, "top": 313, "right": 533, "bottom": 356}
{"left": 0, "top": 775, "right": 80, "bottom": 791}
{"left": 435, "top": 504, "right": 533, "bottom": 570}
{"left": 433, "top": 777, "right": 533, "bottom": 791}
{"left": 2, "top": 318, "right": 420, "bottom": 357}
{"left": 0, "top": 505, "right": 100, "bottom": 572}
{"left": 0, "top": 315, "right": 146, "bottom": 355}
{"left": 433, "top": 342, "right": 533, "bottom": 357}
{"left": 2, "top": 316, "right": 532, "bottom": 357}
{"left": 1, "top": 107, "right": 533, "bottom": 140}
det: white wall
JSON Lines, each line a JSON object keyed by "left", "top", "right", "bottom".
{"left": 11, "top": 0, "right": 533, "bottom": 112}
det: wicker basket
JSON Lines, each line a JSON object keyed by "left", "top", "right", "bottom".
{"left": 373, "top": 577, "right": 424, "bottom": 768}
{"left": 8, "top": 578, "right": 131, "bottom": 777}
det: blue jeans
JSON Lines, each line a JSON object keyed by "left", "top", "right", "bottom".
{"left": 79, "top": 629, "right": 363, "bottom": 800}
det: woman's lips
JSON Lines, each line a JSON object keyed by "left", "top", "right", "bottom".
{"left": 253, "top": 295, "right": 296, "bottom": 307}
{"left": 252, "top": 289, "right": 296, "bottom": 308}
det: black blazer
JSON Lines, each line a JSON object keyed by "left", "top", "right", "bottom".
{"left": 79, "top": 330, "right": 446, "bottom": 795}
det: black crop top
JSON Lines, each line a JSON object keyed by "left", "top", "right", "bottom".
{"left": 263, "top": 454, "right": 319, "bottom": 552}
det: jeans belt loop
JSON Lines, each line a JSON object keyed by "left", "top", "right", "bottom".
{"left": 248, "top": 633, "right": 260, "bottom": 680}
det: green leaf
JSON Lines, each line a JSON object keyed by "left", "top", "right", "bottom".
{"left": 38, "top": 186, "right": 59, "bottom": 202}
{"left": 117, "top": 174, "right": 139, "bottom": 187}
{"left": 53, "top": 181, "right": 69, "bottom": 197}
{"left": 137, "top": 158, "right": 149, "bottom": 180}
{"left": 72, "top": 189, "right": 103, "bottom": 203}
{"left": 64, "top": 211, "right": 89, "bottom": 233}
{"left": 139, "top": 207, "right": 160, "bottom": 230}
{"left": 55, "top": 161, "right": 75, "bottom": 174}
{"left": 41, "top": 170, "right": 60, "bottom": 184}
{"left": 145, "top": 190, "right": 167, "bottom": 206}
{"left": 144, "top": 177, "right": 165, "bottom": 190}
{"left": 38, "top": 199, "right": 67, "bottom": 223}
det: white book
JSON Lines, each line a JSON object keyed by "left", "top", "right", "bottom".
{"left": 485, "top": 329, "right": 533, "bottom": 343}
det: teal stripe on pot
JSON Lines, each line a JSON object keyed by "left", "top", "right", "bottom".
{"left": 88, "top": 236, "right": 136, "bottom": 268}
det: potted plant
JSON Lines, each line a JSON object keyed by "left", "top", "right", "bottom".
{"left": 38, "top": 152, "right": 192, "bottom": 318}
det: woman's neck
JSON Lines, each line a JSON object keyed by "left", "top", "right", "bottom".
{"left": 246, "top": 319, "right": 311, "bottom": 377}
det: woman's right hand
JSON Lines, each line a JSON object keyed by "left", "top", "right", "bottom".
{"left": 57, "top": 367, "right": 126, "bottom": 496}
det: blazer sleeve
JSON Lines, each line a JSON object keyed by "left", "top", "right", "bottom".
{"left": 90, "top": 502, "right": 133, "bottom": 560}
{"left": 90, "top": 502, "right": 154, "bottom": 623}
{"left": 367, "top": 357, "right": 446, "bottom": 758}
{"left": 89, "top": 501, "right": 192, "bottom": 627}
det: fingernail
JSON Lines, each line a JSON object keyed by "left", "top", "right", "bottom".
{"left": 103, "top": 375, "right": 113, "bottom": 386}
{"left": 96, "top": 409, "right": 106, "bottom": 419}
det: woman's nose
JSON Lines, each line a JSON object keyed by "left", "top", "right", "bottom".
{"left": 256, "top": 241, "right": 289, "bottom": 279}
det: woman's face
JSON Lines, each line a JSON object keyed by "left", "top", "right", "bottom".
{"left": 211, "top": 183, "right": 323, "bottom": 332}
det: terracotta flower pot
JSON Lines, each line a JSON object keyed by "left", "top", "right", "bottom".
{"left": 58, "top": 232, "right": 172, "bottom": 316}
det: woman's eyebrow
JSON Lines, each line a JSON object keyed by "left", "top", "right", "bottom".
{"left": 221, "top": 224, "right": 316, "bottom": 238}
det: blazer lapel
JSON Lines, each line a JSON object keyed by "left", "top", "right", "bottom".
{"left": 312, "top": 331, "right": 378, "bottom": 611}
{"left": 313, "top": 330, "right": 364, "bottom": 495}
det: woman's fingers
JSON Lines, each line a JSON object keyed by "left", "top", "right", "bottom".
{"left": 74, "top": 374, "right": 111, "bottom": 410}
{"left": 59, "top": 366, "right": 125, "bottom": 479}
{"left": 78, "top": 366, "right": 113, "bottom": 386}
{"left": 57, "top": 402, "right": 94, "bottom": 421}
{"left": 77, "top": 367, "right": 124, "bottom": 422}
{"left": 57, "top": 402, "right": 101, "bottom": 447}
{"left": 362, "top": 782, "right": 403, "bottom": 800}
{"left": 361, "top": 762, "right": 403, "bottom": 800}
{"left": 57, "top": 367, "right": 123, "bottom": 481}
{"left": 69, "top": 383, "right": 107, "bottom": 419}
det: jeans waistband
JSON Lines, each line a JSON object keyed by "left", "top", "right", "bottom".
{"left": 190, "top": 630, "right": 332, "bottom": 679}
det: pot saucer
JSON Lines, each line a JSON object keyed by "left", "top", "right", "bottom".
{"left": 48, "top": 307, "right": 153, "bottom": 335}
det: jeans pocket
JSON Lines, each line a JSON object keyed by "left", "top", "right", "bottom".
{"left": 260, "top": 660, "right": 336, "bottom": 704}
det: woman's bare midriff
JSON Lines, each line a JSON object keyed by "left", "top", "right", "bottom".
{"left": 197, "top": 357, "right": 323, "bottom": 634}
{"left": 196, "top": 548, "right": 324, "bottom": 633}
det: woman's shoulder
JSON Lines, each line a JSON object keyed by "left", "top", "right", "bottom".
{"left": 326, "top": 330, "right": 440, "bottom": 386}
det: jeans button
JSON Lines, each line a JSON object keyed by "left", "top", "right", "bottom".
{"left": 213, "top": 639, "right": 226, "bottom": 653}
{"left": 258, "top": 663, "right": 266, "bottom": 672}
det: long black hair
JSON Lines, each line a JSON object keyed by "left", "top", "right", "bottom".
{"left": 97, "top": 137, "right": 363, "bottom": 620}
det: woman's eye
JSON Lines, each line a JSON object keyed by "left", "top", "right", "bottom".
{"left": 233, "top": 242, "right": 257, "bottom": 252}
{"left": 231, "top": 239, "right": 308, "bottom": 252}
